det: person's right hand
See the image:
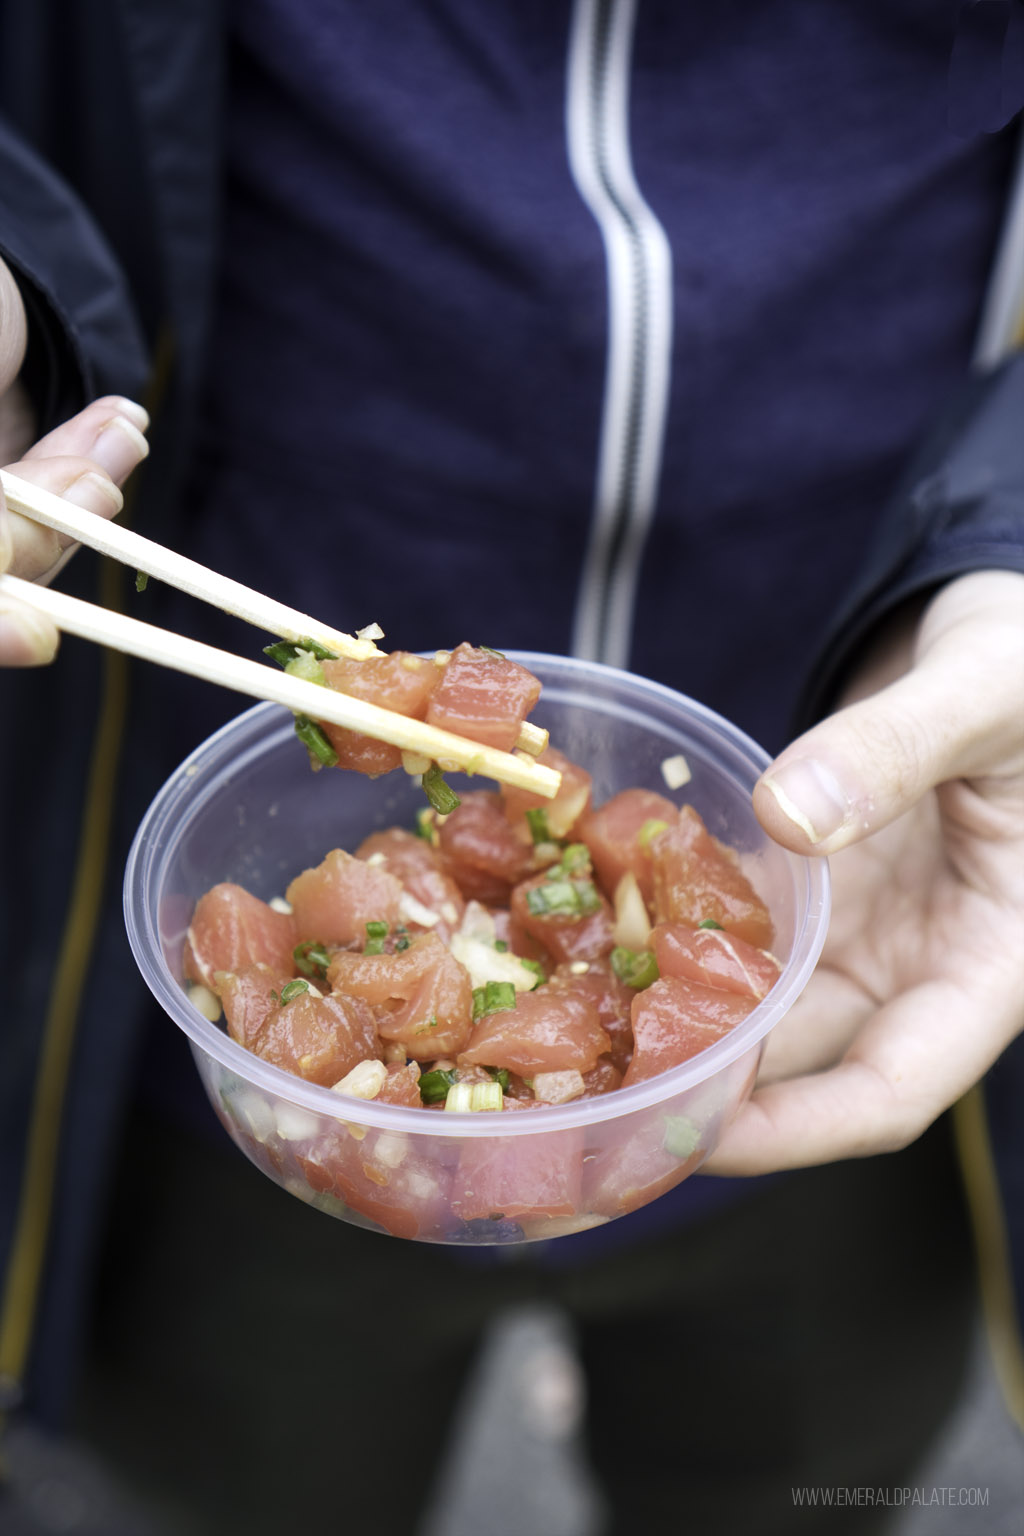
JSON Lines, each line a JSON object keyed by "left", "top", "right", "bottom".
{"left": 0, "top": 255, "right": 150, "bottom": 665}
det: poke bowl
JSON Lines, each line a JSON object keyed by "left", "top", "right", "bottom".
{"left": 124, "top": 653, "right": 830, "bottom": 1245}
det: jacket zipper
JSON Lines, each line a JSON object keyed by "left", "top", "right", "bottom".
{"left": 566, "top": 0, "right": 673, "bottom": 668}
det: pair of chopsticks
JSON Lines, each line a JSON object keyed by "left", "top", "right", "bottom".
{"left": 0, "top": 470, "right": 560, "bottom": 798}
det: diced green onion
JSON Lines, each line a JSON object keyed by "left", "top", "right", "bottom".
{"left": 419, "top": 1068, "right": 457, "bottom": 1105}
{"left": 698, "top": 918, "right": 724, "bottom": 930}
{"left": 525, "top": 807, "right": 551, "bottom": 845}
{"left": 663, "top": 1114, "right": 700, "bottom": 1159}
{"left": 476, "top": 645, "right": 506, "bottom": 660}
{"left": 520, "top": 958, "right": 545, "bottom": 988}
{"left": 279, "top": 979, "right": 310, "bottom": 1005}
{"left": 414, "top": 807, "right": 437, "bottom": 840}
{"left": 611, "top": 946, "right": 659, "bottom": 989}
{"left": 527, "top": 880, "right": 573, "bottom": 916}
{"left": 559, "top": 843, "right": 591, "bottom": 874}
{"left": 395, "top": 934, "right": 411, "bottom": 952}
{"left": 294, "top": 715, "right": 339, "bottom": 768}
{"left": 284, "top": 650, "right": 326, "bottom": 686}
{"left": 264, "top": 637, "right": 338, "bottom": 666}
{"left": 365, "top": 921, "right": 389, "bottom": 939}
{"left": 422, "top": 764, "right": 461, "bottom": 814}
{"left": 637, "top": 817, "right": 669, "bottom": 848}
{"left": 293, "top": 940, "right": 330, "bottom": 979}
{"left": 472, "top": 980, "right": 517, "bottom": 1020}
{"left": 494, "top": 938, "right": 509, "bottom": 953}
{"left": 445, "top": 1080, "right": 504, "bottom": 1113}
{"left": 135, "top": 570, "right": 149, "bottom": 593}
{"left": 487, "top": 1067, "right": 511, "bottom": 1093}
{"left": 527, "top": 877, "right": 600, "bottom": 918}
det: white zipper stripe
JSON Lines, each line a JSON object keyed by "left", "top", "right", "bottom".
{"left": 566, "top": 0, "right": 674, "bottom": 668}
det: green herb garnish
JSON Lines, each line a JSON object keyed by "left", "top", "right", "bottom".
{"left": 520, "top": 958, "right": 545, "bottom": 988}
{"left": 472, "top": 980, "right": 517, "bottom": 1020}
{"left": 294, "top": 715, "right": 338, "bottom": 768}
{"left": 135, "top": 570, "right": 149, "bottom": 593}
{"left": 610, "top": 946, "right": 659, "bottom": 989}
{"left": 525, "top": 807, "right": 552, "bottom": 845}
{"left": 279, "top": 979, "right": 310, "bottom": 1005}
{"left": 422, "top": 764, "right": 461, "bottom": 814}
{"left": 476, "top": 645, "right": 506, "bottom": 660}
{"left": 637, "top": 818, "right": 669, "bottom": 848}
{"left": 559, "top": 843, "right": 591, "bottom": 875}
{"left": 698, "top": 918, "right": 724, "bottom": 930}
{"left": 419, "top": 1068, "right": 458, "bottom": 1105}
{"left": 293, "top": 940, "right": 330, "bottom": 979}
{"left": 364, "top": 919, "right": 388, "bottom": 955}
{"left": 414, "top": 807, "right": 437, "bottom": 841}
{"left": 526, "top": 877, "right": 601, "bottom": 918}
{"left": 487, "top": 1067, "right": 511, "bottom": 1093}
{"left": 264, "top": 637, "right": 338, "bottom": 666}
{"left": 284, "top": 650, "right": 326, "bottom": 686}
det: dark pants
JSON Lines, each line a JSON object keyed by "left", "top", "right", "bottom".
{"left": 76, "top": 1110, "right": 974, "bottom": 1536}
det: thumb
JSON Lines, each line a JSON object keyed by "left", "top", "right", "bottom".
{"left": 753, "top": 573, "right": 1024, "bottom": 855}
{"left": 0, "top": 490, "right": 59, "bottom": 664}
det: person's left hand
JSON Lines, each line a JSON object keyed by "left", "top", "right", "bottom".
{"left": 707, "top": 568, "right": 1024, "bottom": 1173}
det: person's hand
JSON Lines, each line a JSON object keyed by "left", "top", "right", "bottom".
{"left": 707, "top": 568, "right": 1024, "bottom": 1173}
{"left": 0, "top": 255, "right": 150, "bottom": 665}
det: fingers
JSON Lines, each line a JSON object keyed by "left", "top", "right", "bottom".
{"left": 0, "top": 394, "right": 150, "bottom": 664}
{"left": 22, "top": 393, "right": 149, "bottom": 471}
{"left": 755, "top": 571, "right": 1024, "bottom": 855}
{"left": 0, "top": 590, "right": 60, "bottom": 666}
{"left": 706, "top": 971, "right": 1021, "bottom": 1173}
{"left": 3, "top": 456, "right": 125, "bottom": 578}
{"left": 2, "top": 397, "right": 150, "bottom": 582}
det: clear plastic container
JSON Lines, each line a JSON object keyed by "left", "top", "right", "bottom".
{"left": 124, "top": 655, "right": 829, "bottom": 1244}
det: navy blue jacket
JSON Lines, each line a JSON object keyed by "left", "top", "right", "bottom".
{"left": 1, "top": 0, "right": 1022, "bottom": 1428}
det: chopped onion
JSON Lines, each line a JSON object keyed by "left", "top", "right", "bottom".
{"left": 373, "top": 1132, "right": 410, "bottom": 1168}
{"left": 399, "top": 891, "right": 441, "bottom": 928}
{"left": 356, "top": 621, "right": 385, "bottom": 640}
{"left": 660, "top": 753, "right": 692, "bottom": 789}
{"left": 187, "top": 983, "right": 222, "bottom": 1023}
{"left": 402, "top": 750, "right": 432, "bottom": 776}
{"left": 274, "top": 1104, "right": 322, "bottom": 1142}
{"left": 544, "top": 780, "right": 591, "bottom": 838}
{"left": 450, "top": 932, "right": 541, "bottom": 992}
{"left": 533, "top": 1070, "right": 585, "bottom": 1105}
{"left": 331, "top": 1059, "right": 387, "bottom": 1100}
{"left": 612, "top": 871, "right": 652, "bottom": 950}
{"left": 268, "top": 896, "right": 293, "bottom": 915}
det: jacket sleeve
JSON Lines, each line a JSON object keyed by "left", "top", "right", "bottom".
{"left": 796, "top": 350, "right": 1024, "bottom": 727}
{"left": 0, "top": 111, "right": 148, "bottom": 432}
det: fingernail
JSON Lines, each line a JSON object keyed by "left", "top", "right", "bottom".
{"left": 63, "top": 472, "right": 124, "bottom": 514}
{"left": 110, "top": 397, "right": 150, "bottom": 432}
{"left": 762, "top": 758, "right": 850, "bottom": 845}
{"left": 0, "top": 603, "right": 59, "bottom": 665}
{"left": 90, "top": 416, "right": 150, "bottom": 480}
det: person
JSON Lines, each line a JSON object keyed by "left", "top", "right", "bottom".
{"left": 1, "top": 4, "right": 1022, "bottom": 1532}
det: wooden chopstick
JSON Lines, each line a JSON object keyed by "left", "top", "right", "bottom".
{"left": 1, "top": 470, "right": 550, "bottom": 761}
{"left": 0, "top": 572, "right": 561, "bottom": 796}
{"left": 1, "top": 469, "right": 383, "bottom": 661}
